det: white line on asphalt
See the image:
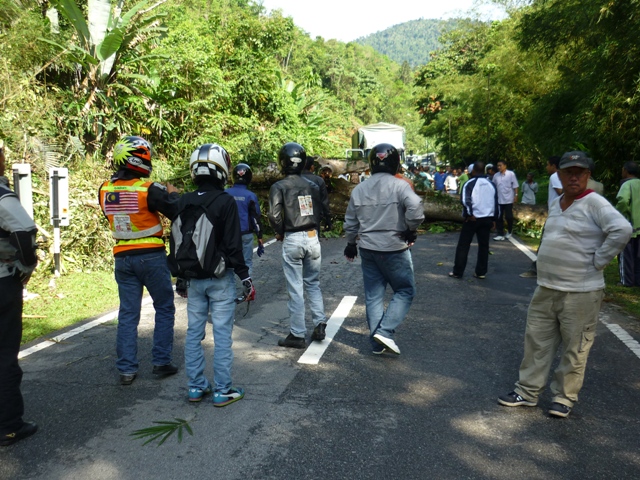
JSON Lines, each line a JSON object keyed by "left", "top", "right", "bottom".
{"left": 20, "top": 238, "right": 282, "bottom": 360}
{"left": 298, "top": 295, "right": 357, "bottom": 365}
{"left": 253, "top": 238, "right": 277, "bottom": 253}
{"left": 600, "top": 316, "right": 640, "bottom": 360}
{"left": 19, "top": 297, "right": 154, "bottom": 359}
{"left": 509, "top": 234, "right": 640, "bottom": 360}
{"left": 508, "top": 235, "right": 537, "bottom": 262}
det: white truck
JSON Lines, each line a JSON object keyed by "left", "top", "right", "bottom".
{"left": 347, "top": 122, "right": 406, "bottom": 162}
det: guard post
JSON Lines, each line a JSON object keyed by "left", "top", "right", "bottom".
{"left": 49, "top": 167, "right": 69, "bottom": 277}
{"left": 12, "top": 164, "right": 34, "bottom": 219}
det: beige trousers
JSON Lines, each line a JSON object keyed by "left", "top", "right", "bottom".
{"left": 515, "top": 286, "right": 604, "bottom": 407}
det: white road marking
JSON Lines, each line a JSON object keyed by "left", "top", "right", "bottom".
{"left": 507, "top": 235, "right": 537, "bottom": 262}
{"left": 19, "top": 297, "right": 154, "bottom": 359}
{"left": 509, "top": 234, "right": 640, "bottom": 360}
{"left": 253, "top": 238, "right": 277, "bottom": 253}
{"left": 298, "top": 295, "right": 357, "bottom": 365}
{"left": 20, "top": 239, "right": 281, "bottom": 359}
{"left": 600, "top": 315, "right": 640, "bottom": 360}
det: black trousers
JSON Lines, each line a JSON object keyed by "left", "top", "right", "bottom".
{"left": 453, "top": 217, "right": 493, "bottom": 277}
{"left": 0, "top": 273, "right": 25, "bottom": 435}
{"left": 496, "top": 203, "right": 514, "bottom": 235}
{"left": 619, "top": 237, "right": 640, "bottom": 287}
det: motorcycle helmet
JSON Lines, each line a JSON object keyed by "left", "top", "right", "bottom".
{"left": 278, "top": 142, "right": 306, "bottom": 175}
{"left": 368, "top": 143, "right": 400, "bottom": 175}
{"left": 189, "top": 143, "right": 231, "bottom": 183}
{"left": 113, "top": 136, "right": 153, "bottom": 177}
{"left": 232, "top": 163, "right": 252, "bottom": 185}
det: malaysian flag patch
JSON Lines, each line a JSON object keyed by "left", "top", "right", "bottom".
{"left": 104, "top": 191, "right": 139, "bottom": 215}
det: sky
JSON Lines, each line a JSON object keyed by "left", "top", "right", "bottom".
{"left": 259, "top": 0, "right": 507, "bottom": 42}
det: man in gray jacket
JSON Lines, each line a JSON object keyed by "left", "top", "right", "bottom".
{"left": 344, "top": 143, "right": 424, "bottom": 355}
{"left": 0, "top": 144, "right": 39, "bottom": 446}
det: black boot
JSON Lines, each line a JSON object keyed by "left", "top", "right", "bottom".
{"left": 278, "top": 333, "right": 306, "bottom": 349}
{"left": 311, "top": 322, "right": 327, "bottom": 341}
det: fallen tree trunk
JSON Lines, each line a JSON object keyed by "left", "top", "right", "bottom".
{"left": 254, "top": 176, "right": 548, "bottom": 230}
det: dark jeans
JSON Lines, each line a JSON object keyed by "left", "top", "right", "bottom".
{"left": 0, "top": 273, "right": 25, "bottom": 435}
{"left": 496, "top": 203, "right": 514, "bottom": 235}
{"left": 619, "top": 237, "right": 640, "bottom": 287}
{"left": 114, "top": 250, "right": 176, "bottom": 374}
{"left": 453, "top": 217, "right": 493, "bottom": 277}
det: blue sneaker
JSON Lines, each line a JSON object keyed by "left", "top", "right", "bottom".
{"left": 213, "top": 387, "right": 244, "bottom": 407}
{"left": 188, "top": 384, "right": 212, "bottom": 403}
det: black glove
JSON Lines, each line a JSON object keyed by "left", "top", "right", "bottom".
{"left": 236, "top": 278, "right": 256, "bottom": 303}
{"left": 400, "top": 229, "right": 418, "bottom": 245}
{"left": 344, "top": 243, "right": 358, "bottom": 260}
{"left": 257, "top": 243, "right": 265, "bottom": 257}
{"left": 176, "top": 277, "right": 189, "bottom": 298}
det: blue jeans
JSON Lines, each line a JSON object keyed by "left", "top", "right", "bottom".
{"left": 360, "top": 248, "right": 416, "bottom": 348}
{"left": 241, "top": 233, "right": 254, "bottom": 276}
{"left": 185, "top": 271, "right": 236, "bottom": 392}
{"left": 114, "top": 250, "right": 175, "bottom": 374}
{"left": 281, "top": 231, "right": 326, "bottom": 337}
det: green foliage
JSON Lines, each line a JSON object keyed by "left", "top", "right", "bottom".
{"left": 415, "top": 1, "right": 640, "bottom": 185}
{"left": 22, "top": 271, "right": 119, "bottom": 344}
{"left": 130, "top": 418, "right": 194, "bottom": 446}
{"left": 2, "top": 0, "right": 426, "bottom": 282}
{"left": 355, "top": 19, "right": 458, "bottom": 68}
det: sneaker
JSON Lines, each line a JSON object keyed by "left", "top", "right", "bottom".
{"left": 519, "top": 270, "right": 537, "bottom": 278}
{"left": 497, "top": 391, "right": 537, "bottom": 407}
{"left": 505, "top": 232, "right": 512, "bottom": 239}
{"left": 213, "top": 387, "right": 245, "bottom": 407}
{"left": 120, "top": 373, "right": 137, "bottom": 386}
{"left": 473, "top": 273, "right": 486, "bottom": 279}
{"left": 548, "top": 402, "right": 572, "bottom": 418}
{"left": 278, "top": 333, "right": 306, "bottom": 349}
{"left": 188, "top": 384, "right": 212, "bottom": 403}
{"left": 152, "top": 363, "right": 178, "bottom": 376}
{"left": 311, "top": 322, "right": 327, "bottom": 341}
{"left": 448, "top": 272, "right": 462, "bottom": 279}
{"left": 493, "top": 235, "right": 505, "bottom": 241}
{"left": 0, "top": 422, "right": 38, "bottom": 447}
{"left": 373, "top": 333, "right": 400, "bottom": 355}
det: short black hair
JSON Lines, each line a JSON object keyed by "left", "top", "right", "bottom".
{"left": 624, "top": 161, "right": 639, "bottom": 177}
{"left": 473, "top": 162, "right": 485, "bottom": 175}
{"left": 548, "top": 156, "right": 561, "bottom": 168}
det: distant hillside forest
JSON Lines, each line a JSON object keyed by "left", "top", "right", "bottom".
{"left": 355, "top": 18, "right": 458, "bottom": 67}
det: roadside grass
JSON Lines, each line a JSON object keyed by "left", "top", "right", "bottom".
{"left": 22, "top": 271, "right": 119, "bottom": 344}
{"left": 603, "top": 259, "right": 640, "bottom": 318}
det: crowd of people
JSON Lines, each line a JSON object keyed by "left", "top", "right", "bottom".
{"left": 1, "top": 138, "right": 639, "bottom": 446}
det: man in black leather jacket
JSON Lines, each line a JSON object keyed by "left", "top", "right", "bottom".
{"left": 269, "top": 143, "right": 328, "bottom": 349}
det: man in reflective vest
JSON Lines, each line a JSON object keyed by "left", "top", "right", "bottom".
{"left": 99, "top": 136, "right": 180, "bottom": 386}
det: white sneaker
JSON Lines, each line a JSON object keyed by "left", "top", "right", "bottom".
{"left": 493, "top": 235, "right": 505, "bottom": 241}
{"left": 505, "top": 232, "right": 512, "bottom": 239}
{"left": 373, "top": 333, "right": 400, "bottom": 355}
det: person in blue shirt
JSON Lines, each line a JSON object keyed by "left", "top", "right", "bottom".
{"left": 433, "top": 165, "right": 448, "bottom": 192}
{"left": 226, "top": 163, "right": 264, "bottom": 275}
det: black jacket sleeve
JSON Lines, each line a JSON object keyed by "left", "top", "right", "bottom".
{"left": 147, "top": 183, "right": 182, "bottom": 220}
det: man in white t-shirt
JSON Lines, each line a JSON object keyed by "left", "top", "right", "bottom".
{"left": 547, "top": 156, "right": 563, "bottom": 208}
{"left": 520, "top": 155, "right": 564, "bottom": 279}
{"left": 492, "top": 160, "right": 518, "bottom": 240}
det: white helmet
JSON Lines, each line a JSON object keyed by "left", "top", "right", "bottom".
{"left": 189, "top": 143, "right": 231, "bottom": 183}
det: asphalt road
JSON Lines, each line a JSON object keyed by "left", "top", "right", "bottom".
{"left": 2, "top": 233, "right": 640, "bottom": 479}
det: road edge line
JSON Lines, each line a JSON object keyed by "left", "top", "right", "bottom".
{"left": 298, "top": 295, "right": 358, "bottom": 365}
